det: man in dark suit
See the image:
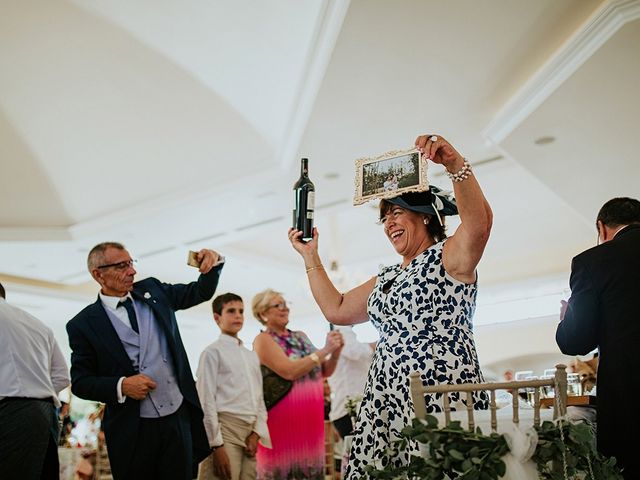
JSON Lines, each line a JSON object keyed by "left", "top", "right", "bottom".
{"left": 67, "top": 242, "right": 224, "bottom": 480}
{"left": 556, "top": 197, "right": 640, "bottom": 479}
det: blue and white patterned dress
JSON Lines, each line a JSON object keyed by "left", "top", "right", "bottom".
{"left": 345, "top": 241, "right": 489, "bottom": 478}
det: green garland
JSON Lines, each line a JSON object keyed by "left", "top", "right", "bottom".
{"left": 533, "top": 420, "right": 622, "bottom": 479}
{"left": 366, "top": 415, "right": 623, "bottom": 480}
{"left": 366, "top": 416, "right": 509, "bottom": 480}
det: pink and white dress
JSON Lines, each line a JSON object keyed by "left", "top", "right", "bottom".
{"left": 256, "top": 329, "right": 325, "bottom": 480}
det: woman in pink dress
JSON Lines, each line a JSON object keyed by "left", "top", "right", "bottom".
{"left": 252, "top": 289, "right": 343, "bottom": 480}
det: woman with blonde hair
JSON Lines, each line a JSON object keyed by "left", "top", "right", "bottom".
{"left": 252, "top": 289, "right": 343, "bottom": 480}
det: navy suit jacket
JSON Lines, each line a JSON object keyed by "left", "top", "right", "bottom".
{"left": 556, "top": 224, "right": 640, "bottom": 475}
{"left": 66, "top": 264, "right": 223, "bottom": 479}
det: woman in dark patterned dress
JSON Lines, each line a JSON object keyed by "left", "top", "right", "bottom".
{"left": 252, "top": 289, "right": 343, "bottom": 480}
{"left": 288, "top": 134, "right": 493, "bottom": 478}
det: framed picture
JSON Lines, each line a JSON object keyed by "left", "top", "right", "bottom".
{"left": 353, "top": 148, "right": 428, "bottom": 205}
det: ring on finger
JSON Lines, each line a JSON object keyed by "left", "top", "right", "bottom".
{"left": 430, "top": 135, "right": 438, "bottom": 142}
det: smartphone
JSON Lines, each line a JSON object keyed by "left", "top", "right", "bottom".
{"left": 187, "top": 250, "right": 201, "bottom": 268}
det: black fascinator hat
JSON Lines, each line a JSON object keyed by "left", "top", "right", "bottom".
{"left": 385, "top": 186, "right": 457, "bottom": 224}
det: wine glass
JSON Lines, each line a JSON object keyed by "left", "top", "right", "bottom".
{"left": 524, "top": 375, "right": 539, "bottom": 405}
{"left": 540, "top": 375, "right": 555, "bottom": 398}
{"left": 514, "top": 370, "right": 533, "bottom": 403}
{"left": 567, "top": 373, "right": 581, "bottom": 396}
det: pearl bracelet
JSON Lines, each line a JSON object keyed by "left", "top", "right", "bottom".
{"left": 445, "top": 159, "right": 473, "bottom": 183}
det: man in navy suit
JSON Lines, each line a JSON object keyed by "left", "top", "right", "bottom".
{"left": 67, "top": 242, "right": 224, "bottom": 480}
{"left": 556, "top": 197, "right": 640, "bottom": 479}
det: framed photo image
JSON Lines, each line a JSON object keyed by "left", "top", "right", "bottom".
{"left": 353, "top": 148, "right": 428, "bottom": 205}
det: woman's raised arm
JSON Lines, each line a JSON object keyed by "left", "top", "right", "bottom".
{"left": 288, "top": 227, "right": 375, "bottom": 325}
{"left": 415, "top": 134, "right": 493, "bottom": 284}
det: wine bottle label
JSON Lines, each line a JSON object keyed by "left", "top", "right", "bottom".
{"left": 307, "top": 211, "right": 314, "bottom": 220}
{"left": 307, "top": 191, "right": 315, "bottom": 210}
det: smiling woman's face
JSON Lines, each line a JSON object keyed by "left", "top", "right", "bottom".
{"left": 379, "top": 205, "right": 431, "bottom": 259}
{"left": 261, "top": 294, "right": 290, "bottom": 330}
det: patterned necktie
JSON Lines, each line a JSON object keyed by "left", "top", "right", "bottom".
{"left": 117, "top": 298, "right": 139, "bottom": 334}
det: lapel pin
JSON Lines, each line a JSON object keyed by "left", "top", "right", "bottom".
{"left": 144, "top": 292, "right": 151, "bottom": 299}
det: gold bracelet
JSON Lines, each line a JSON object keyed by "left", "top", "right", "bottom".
{"left": 305, "top": 264, "right": 324, "bottom": 274}
{"left": 309, "top": 352, "right": 322, "bottom": 365}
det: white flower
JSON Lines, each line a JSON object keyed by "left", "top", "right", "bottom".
{"left": 143, "top": 292, "right": 151, "bottom": 299}
{"left": 345, "top": 395, "right": 363, "bottom": 419}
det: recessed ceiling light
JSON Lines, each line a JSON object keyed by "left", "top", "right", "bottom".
{"left": 534, "top": 136, "right": 556, "bottom": 145}
{"left": 324, "top": 172, "right": 340, "bottom": 180}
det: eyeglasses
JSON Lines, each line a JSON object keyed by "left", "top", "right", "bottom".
{"left": 267, "top": 302, "right": 289, "bottom": 310}
{"left": 96, "top": 259, "right": 137, "bottom": 271}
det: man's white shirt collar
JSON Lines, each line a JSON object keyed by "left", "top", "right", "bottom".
{"left": 100, "top": 292, "right": 133, "bottom": 310}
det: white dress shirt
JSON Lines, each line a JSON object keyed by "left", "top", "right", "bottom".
{"left": 0, "top": 297, "right": 70, "bottom": 407}
{"left": 99, "top": 292, "right": 136, "bottom": 330}
{"left": 327, "top": 326, "right": 375, "bottom": 421}
{"left": 196, "top": 333, "right": 271, "bottom": 448}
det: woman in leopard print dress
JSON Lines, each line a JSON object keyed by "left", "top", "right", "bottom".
{"left": 288, "top": 133, "right": 492, "bottom": 478}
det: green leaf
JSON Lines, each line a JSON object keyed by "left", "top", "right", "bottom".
{"left": 449, "top": 449, "right": 465, "bottom": 461}
{"left": 424, "top": 415, "right": 439, "bottom": 428}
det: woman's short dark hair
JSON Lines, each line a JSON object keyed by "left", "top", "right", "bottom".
{"left": 0, "top": 281, "right": 5, "bottom": 299}
{"left": 379, "top": 200, "right": 447, "bottom": 242}
{"left": 597, "top": 197, "right": 640, "bottom": 227}
{"left": 212, "top": 292, "right": 243, "bottom": 315}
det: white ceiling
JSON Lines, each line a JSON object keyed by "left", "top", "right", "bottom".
{"left": 1, "top": 0, "right": 638, "bottom": 371}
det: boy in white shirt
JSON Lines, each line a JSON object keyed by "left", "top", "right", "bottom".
{"left": 196, "top": 293, "right": 271, "bottom": 480}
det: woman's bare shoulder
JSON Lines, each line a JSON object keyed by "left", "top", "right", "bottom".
{"left": 253, "top": 331, "right": 272, "bottom": 346}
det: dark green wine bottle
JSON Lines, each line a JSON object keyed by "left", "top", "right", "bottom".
{"left": 293, "top": 158, "right": 315, "bottom": 241}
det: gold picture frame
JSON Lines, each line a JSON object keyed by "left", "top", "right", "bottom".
{"left": 353, "top": 148, "right": 428, "bottom": 205}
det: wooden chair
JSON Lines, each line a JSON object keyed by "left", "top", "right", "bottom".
{"left": 324, "top": 420, "right": 337, "bottom": 479}
{"left": 409, "top": 364, "right": 568, "bottom": 432}
{"left": 94, "top": 427, "right": 112, "bottom": 480}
